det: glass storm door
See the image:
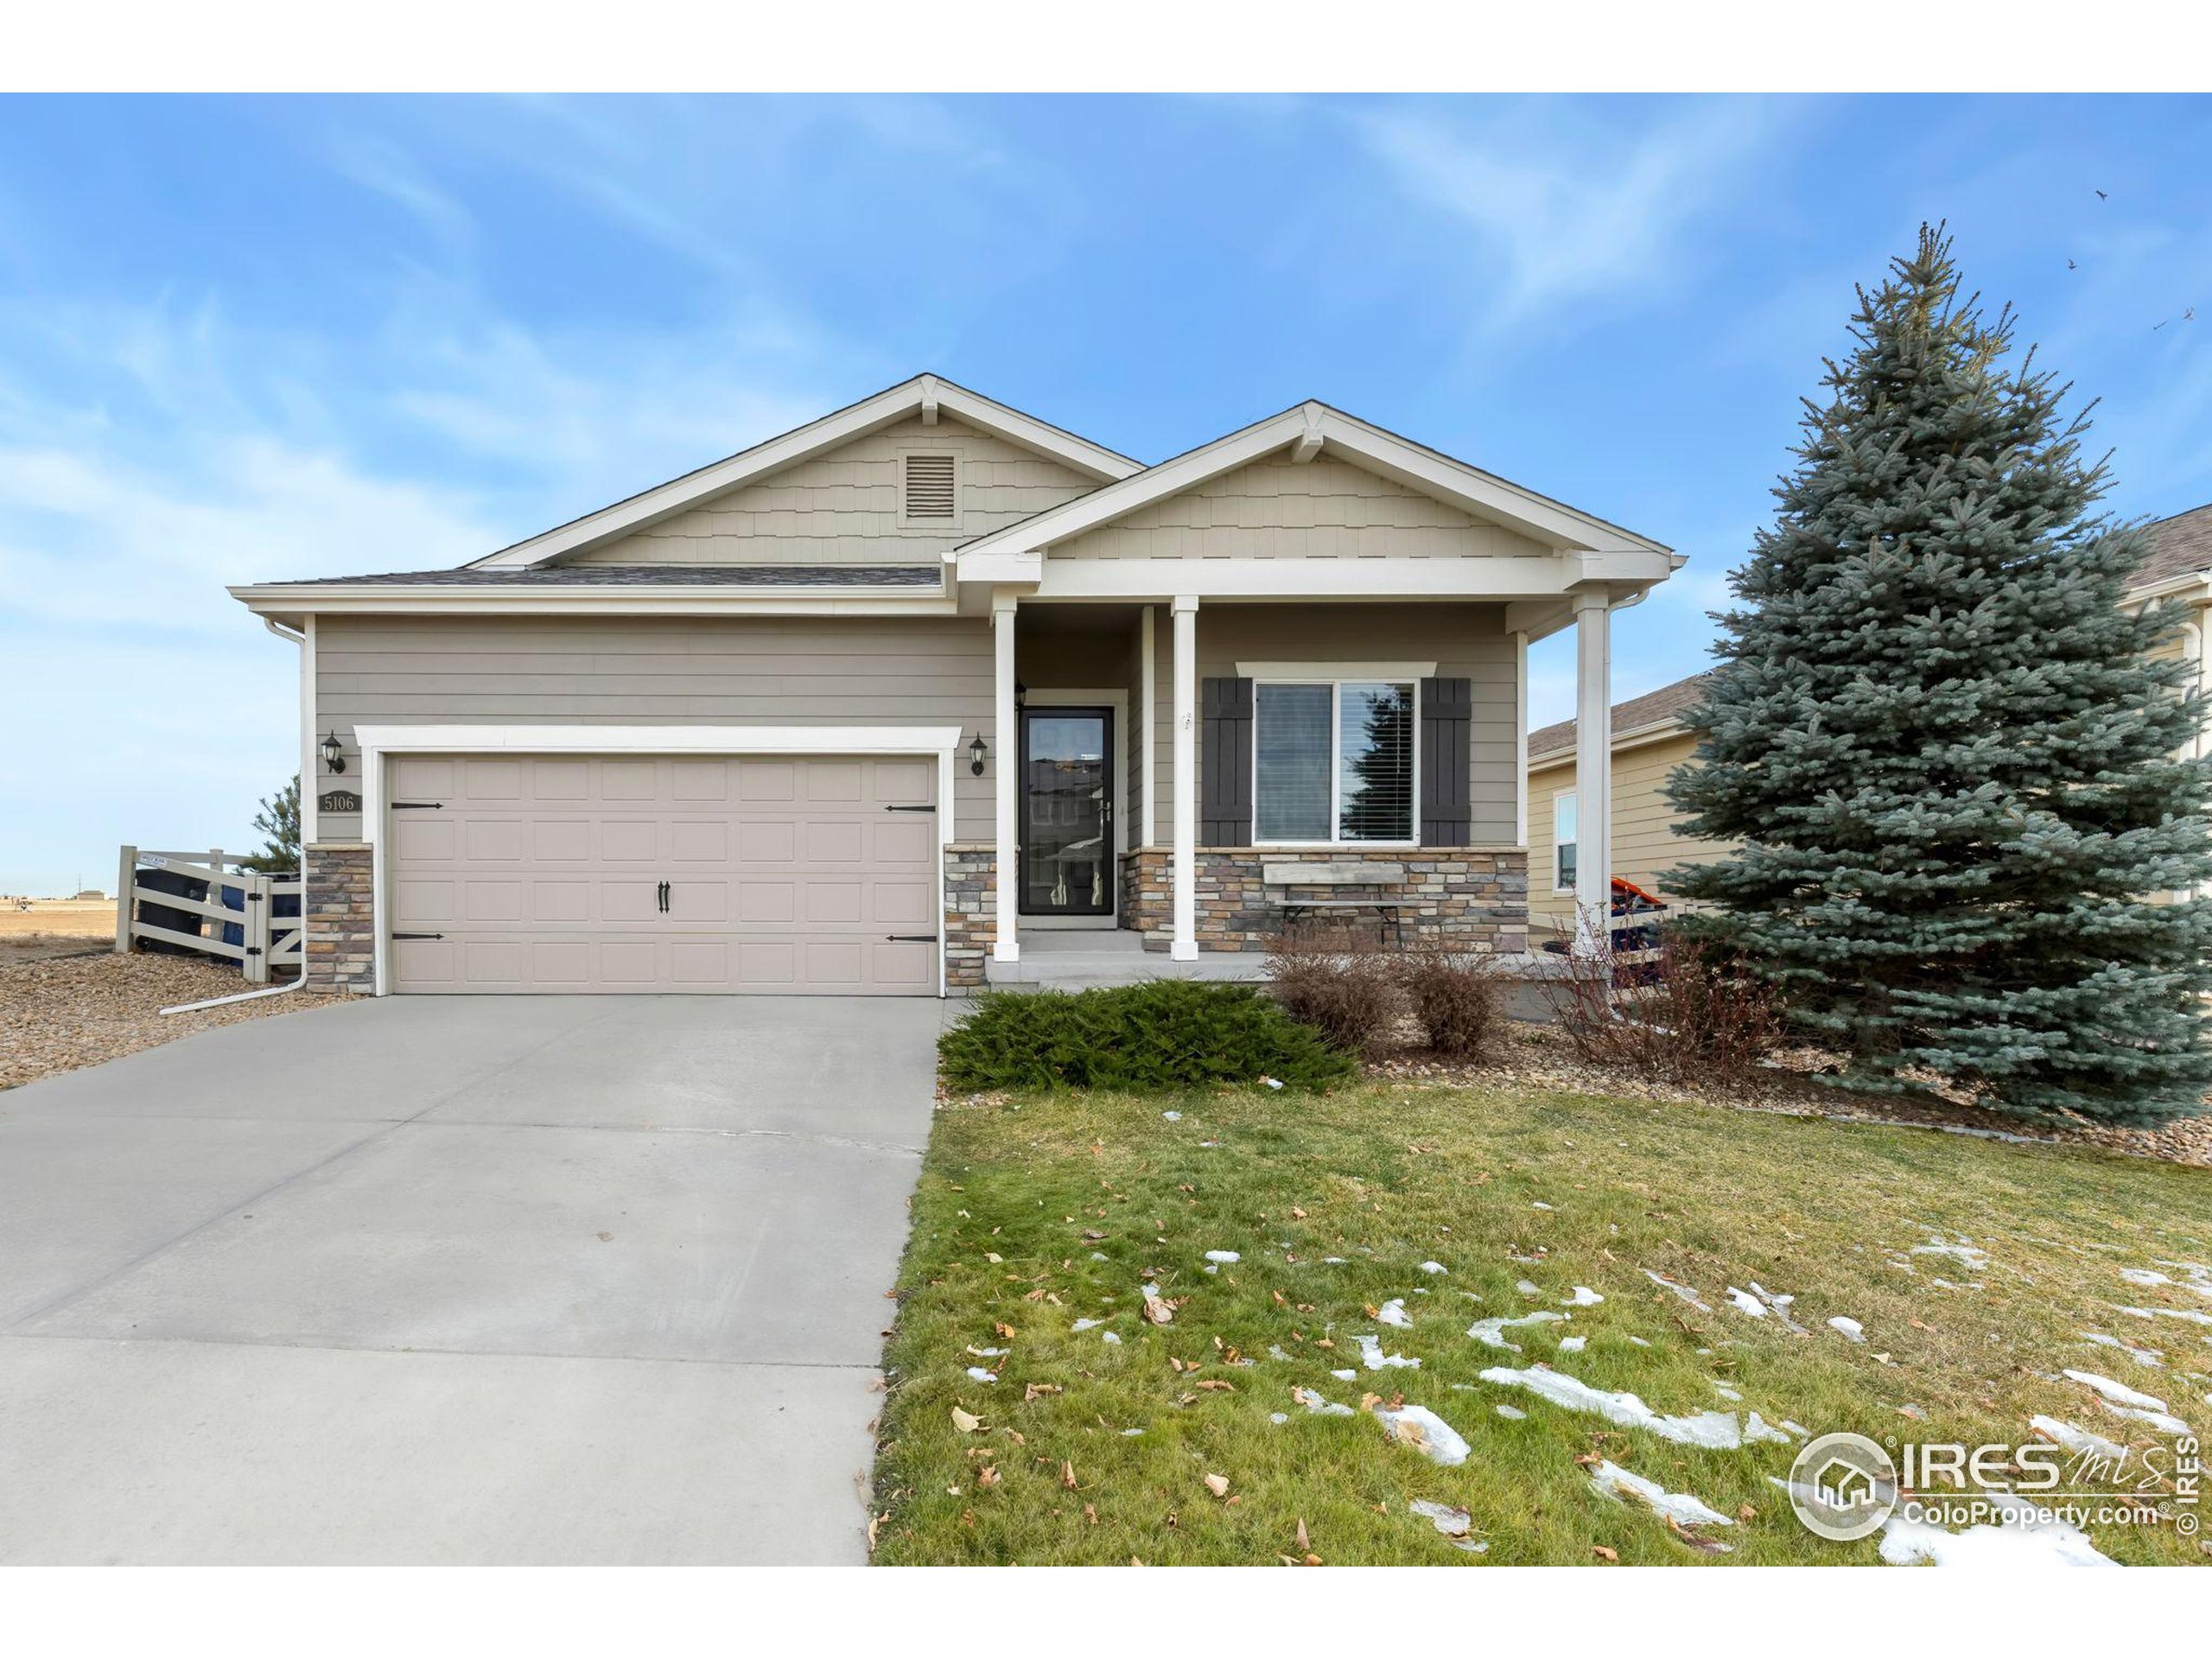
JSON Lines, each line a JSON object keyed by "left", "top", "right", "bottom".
{"left": 1020, "top": 708, "right": 1114, "bottom": 916}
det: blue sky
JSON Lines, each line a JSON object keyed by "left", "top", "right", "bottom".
{"left": 3, "top": 93, "right": 2208, "bottom": 893}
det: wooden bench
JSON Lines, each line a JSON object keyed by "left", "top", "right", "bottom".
{"left": 1262, "top": 861, "right": 1408, "bottom": 946}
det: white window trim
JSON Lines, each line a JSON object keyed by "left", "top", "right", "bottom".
{"left": 894, "top": 446, "right": 961, "bottom": 532}
{"left": 1553, "top": 789, "right": 1579, "bottom": 894}
{"left": 1247, "top": 676, "right": 1421, "bottom": 849}
{"left": 352, "top": 723, "right": 963, "bottom": 1000}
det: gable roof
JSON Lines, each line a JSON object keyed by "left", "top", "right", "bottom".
{"left": 2130, "top": 502, "right": 2212, "bottom": 592}
{"left": 1528, "top": 671, "right": 1713, "bottom": 763}
{"left": 469, "top": 373, "right": 1141, "bottom": 570}
{"left": 953, "top": 399, "right": 1674, "bottom": 570}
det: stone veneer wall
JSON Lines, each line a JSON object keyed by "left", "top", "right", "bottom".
{"left": 944, "top": 844, "right": 995, "bottom": 989}
{"left": 1116, "top": 847, "right": 1529, "bottom": 955}
{"left": 303, "top": 842, "right": 376, "bottom": 992}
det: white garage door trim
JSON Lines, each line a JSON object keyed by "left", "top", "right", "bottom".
{"left": 355, "top": 724, "right": 963, "bottom": 998}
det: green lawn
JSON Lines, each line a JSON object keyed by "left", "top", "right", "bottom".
{"left": 871, "top": 1079, "right": 2212, "bottom": 1565}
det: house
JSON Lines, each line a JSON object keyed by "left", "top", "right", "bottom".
{"left": 229, "top": 376, "right": 1681, "bottom": 997}
{"left": 1524, "top": 671, "right": 1730, "bottom": 944}
{"left": 1519, "top": 501, "right": 2212, "bottom": 940}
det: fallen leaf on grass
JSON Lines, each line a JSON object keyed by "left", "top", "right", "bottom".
{"left": 1193, "top": 1379, "right": 1236, "bottom": 1392}
{"left": 1592, "top": 1545, "right": 1619, "bottom": 1563}
{"left": 1204, "top": 1473, "right": 1230, "bottom": 1497}
{"left": 950, "top": 1408, "right": 983, "bottom": 1433}
{"left": 976, "top": 1465, "right": 1002, "bottom": 1489}
{"left": 1025, "top": 1382, "right": 1063, "bottom": 1402}
{"left": 1060, "top": 1460, "right": 1079, "bottom": 1491}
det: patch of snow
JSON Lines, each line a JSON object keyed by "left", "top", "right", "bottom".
{"left": 1204, "top": 1249, "right": 1240, "bottom": 1264}
{"left": 1561, "top": 1286, "right": 1604, "bottom": 1306}
{"left": 2120, "top": 1268, "right": 2171, "bottom": 1288}
{"left": 2079, "top": 1332, "right": 2163, "bottom": 1367}
{"left": 1269, "top": 1412, "right": 1289, "bottom": 1425}
{"left": 970, "top": 1345, "right": 1008, "bottom": 1357}
{"left": 1629, "top": 1335, "right": 1654, "bottom": 1348}
{"left": 2064, "top": 1370, "right": 2190, "bottom": 1433}
{"left": 1532, "top": 1202, "right": 1554, "bottom": 1211}
{"left": 1781, "top": 1421, "right": 1810, "bottom": 1438}
{"left": 1419, "top": 1261, "right": 1448, "bottom": 1274}
{"left": 1371, "top": 1402, "right": 1471, "bottom": 1466}
{"left": 1122, "top": 1427, "right": 1144, "bottom": 1436}
{"left": 2114, "top": 1304, "right": 2212, "bottom": 1328}
{"left": 1558, "top": 1335, "right": 1588, "bottom": 1353}
{"left": 1355, "top": 1333, "right": 1421, "bottom": 1371}
{"left": 1878, "top": 1502, "right": 2115, "bottom": 1568}
{"left": 1744, "top": 1413, "right": 1795, "bottom": 1445}
{"left": 2029, "top": 1415, "right": 2126, "bottom": 1463}
{"left": 1713, "top": 1383, "right": 1744, "bottom": 1402}
{"left": 1102, "top": 1332, "right": 1122, "bottom": 1345}
{"left": 1267, "top": 1344, "right": 1294, "bottom": 1363}
{"left": 1160, "top": 1111, "right": 1181, "bottom": 1122}
{"left": 1376, "top": 1299, "right": 1413, "bottom": 1328}
{"left": 1071, "top": 1318, "right": 1103, "bottom": 1332}
{"left": 1478, "top": 1365, "right": 1748, "bottom": 1449}
{"left": 1291, "top": 1387, "right": 1356, "bottom": 1417}
{"left": 1912, "top": 1235, "right": 1991, "bottom": 1272}
{"left": 1331, "top": 1368, "right": 1357, "bottom": 1382}
{"left": 1090, "top": 1251, "right": 1109, "bottom": 1262}
{"left": 1322, "top": 1256, "right": 1348, "bottom": 1265}
{"left": 965, "top": 1367, "right": 997, "bottom": 1382}
{"left": 1516, "top": 1279, "right": 1541, "bottom": 1295}
{"left": 1643, "top": 1269, "right": 1710, "bottom": 1311}
{"left": 1828, "top": 1316, "right": 1865, "bottom": 1343}
{"left": 1748, "top": 1284, "right": 1808, "bottom": 1332}
{"left": 1726, "top": 1287, "right": 1766, "bottom": 1319}
{"left": 1495, "top": 1403, "right": 1527, "bottom": 1420}
{"left": 1467, "top": 1310, "right": 1569, "bottom": 1351}
{"left": 1586, "top": 1460, "right": 1735, "bottom": 1532}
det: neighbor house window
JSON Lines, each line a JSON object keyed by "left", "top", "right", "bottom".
{"left": 1554, "top": 791, "right": 1578, "bottom": 891}
{"left": 1253, "top": 680, "right": 1416, "bottom": 843}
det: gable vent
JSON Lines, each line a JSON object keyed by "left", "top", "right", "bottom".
{"left": 903, "top": 453, "right": 957, "bottom": 520}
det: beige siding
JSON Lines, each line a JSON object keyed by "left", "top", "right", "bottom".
{"left": 1144, "top": 603, "right": 1518, "bottom": 847}
{"left": 571, "top": 416, "right": 1096, "bottom": 567}
{"left": 1051, "top": 453, "right": 1547, "bottom": 563}
{"left": 1525, "top": 730, "right": 1734, "bottom": 935}
{"left": 314, "top": 613, "right": 994, "bottom": 842}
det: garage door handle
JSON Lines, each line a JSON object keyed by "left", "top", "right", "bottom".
{"left": 391, "top": 801, "right": 444, "bottom": 810}
{"left": 885, "top": 934, "right": 938, "bottom": 943}
{"left": 884, "top": 804, "right": 935, "bottom": 812}
{"left": 391, "top": 931, "right": 445, "bottom": 941}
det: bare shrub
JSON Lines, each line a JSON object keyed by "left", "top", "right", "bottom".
{"left": 1264, "top": 925, "right": 1404, "bottom": 1058}
{"left": 1393, "top": 947, "right": 1504, "bottom": 1061}
{"left": 1543, "top": 924, "right": 1783, "bottom": 1088}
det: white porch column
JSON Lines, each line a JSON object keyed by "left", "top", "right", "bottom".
{"left": 1512, "top": 627, "right": 1529, "bottom": 849}
{"left": 1571, "top": 592, "right": 1612, "bottom": 957}
{"left": 1171, "top": 594, "right": 1199, "bottom": 962}
{"left": 992, "top": 591, "right": 1020, "bottom": 963}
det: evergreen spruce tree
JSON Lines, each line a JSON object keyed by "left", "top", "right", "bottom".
{"left": 1667, "top": 226, "right": 2212, "bottom": 1127}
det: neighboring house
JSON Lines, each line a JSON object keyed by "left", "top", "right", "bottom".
{"left": 230, "top": 375, "right": 1680, "bottom": 997}
{"left": 1524, "top": 671, "right": 1729, "bottom": 943}
{"left": 1520, "top": 502, "right": 2212, "bottom": 942}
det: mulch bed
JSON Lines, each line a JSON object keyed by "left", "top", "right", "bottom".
{"left": 0, "top": 951, "right": 345, "bottom": 1092}
{"left": 1370, "top": 1020, "right": 2212, "bottom": 1169}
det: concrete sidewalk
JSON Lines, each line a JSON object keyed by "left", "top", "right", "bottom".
{"left": 0, "top": 994, "right": 944, "bottom": 1564}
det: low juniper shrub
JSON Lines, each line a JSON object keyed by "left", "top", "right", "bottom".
{"left": 938, "top": 979, "right": 1358, "bottom": 1093}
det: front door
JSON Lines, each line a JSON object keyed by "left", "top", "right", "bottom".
{"left": 1019, "top": 707, "right": 1114, "bottom": 916}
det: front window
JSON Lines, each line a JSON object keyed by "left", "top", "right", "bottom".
{"left": 1554, "top": 791, "right": 1578, "bottom": 891}
{"left": 1254, "top": 680, "right": 1415, "bottom": 843}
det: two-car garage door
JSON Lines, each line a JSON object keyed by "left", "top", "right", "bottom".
{"left": 385, "top": 753, "right": 938, "bottom": 995}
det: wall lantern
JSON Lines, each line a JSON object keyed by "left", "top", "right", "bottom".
{"left": 320, "top": 730, "right": 347, "bottom": 774}
{"left": 968, "top": 733, "right": 988, "bottom": 777}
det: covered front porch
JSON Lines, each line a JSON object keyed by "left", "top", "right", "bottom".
{"left": 944, "top": 590, "right": 1637, "bottom": 991}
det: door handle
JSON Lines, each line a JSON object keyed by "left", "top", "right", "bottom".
{"left": 657, "top": 880, "right": 670, "bottom": 914}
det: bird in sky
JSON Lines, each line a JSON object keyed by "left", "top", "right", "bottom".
{"left": 2068, "top": 257, "right": 2077, "bottom": 270}
{"left": 2096, "top": 188, "right": 2109, "bottom": 200}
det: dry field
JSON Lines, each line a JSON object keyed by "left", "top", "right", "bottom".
{"left": 0, "top": 899, "right": 115, "bottom": 966}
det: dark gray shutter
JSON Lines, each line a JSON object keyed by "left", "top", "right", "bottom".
{"left": 1201, "top": 676, "right": 1254, "bottom": 846}
{"left": 1419, "top": 676, "right": 1471, "bottom": 846}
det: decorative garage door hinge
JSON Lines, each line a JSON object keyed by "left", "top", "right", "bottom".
{"left": 885, "top": 934, "right": 939, "bottom": 943}
{"left": 391, "top": 801, "right": 445, "bottom": 810}
{"left": 884, "top": 804, "right": 936, "bottom": 812}
{"left": 390, "top": 931, "right": 445, "bottom": 941}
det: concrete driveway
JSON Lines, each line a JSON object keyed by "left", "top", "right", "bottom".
{"left": 0, "top": 994, "right": 944, "bottom": 1564}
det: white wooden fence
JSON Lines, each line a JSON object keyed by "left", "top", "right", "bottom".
{"left": 114, "top": 846, "right": 304, "bottom": 984}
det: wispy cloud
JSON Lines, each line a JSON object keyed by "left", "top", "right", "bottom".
{"left": 1353, "top": 98, "right": 1790, "bottom": 340}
